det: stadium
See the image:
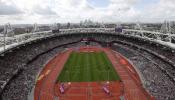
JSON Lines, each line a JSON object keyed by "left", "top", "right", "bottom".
{"left": 0, "top": 0, "right": 175, "bottom": 100}
{"left": 0, "top": 23, "right": 175, "bottom": 100}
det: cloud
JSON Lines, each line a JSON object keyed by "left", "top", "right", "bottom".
{"left": 151, "top": 0, "right": 175, "bottom": 17}
{"left": 33, "top": 6, "right": 56, "bottom": 15}
{"left": 0, "top": 0, "right": 142, "bottom": 24}
{"left": 138, "top": 0, "right": 175, "bottom": 22}
{"left": 0, "top": 0, "right": 23, "bottom": 15}
{"left": 1, "top": 0, "right": 175, "bottom": 24}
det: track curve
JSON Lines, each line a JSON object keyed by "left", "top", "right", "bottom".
{"left": 34, "top": 47, "right": 154, "bottom": 100}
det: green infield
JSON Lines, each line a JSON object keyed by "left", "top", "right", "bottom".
{"left": 57, "top": 51, "right": 120, "bottom": 82}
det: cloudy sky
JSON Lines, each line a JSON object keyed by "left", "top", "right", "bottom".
{"left": 0, "top": 0, "right": 175, "bottom": 24}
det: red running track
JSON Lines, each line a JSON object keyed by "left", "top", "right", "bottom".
{"left": 54, "top": 81, "right": 122, "bottom": 100}
{"left": 34, "top": 49, "right": 73, "bottom": 100}
{"left": 103, "top": 48, "right": 154, "bottom": 100}
{"left": 34, "top": 47, "right": 154, "bottom": 100}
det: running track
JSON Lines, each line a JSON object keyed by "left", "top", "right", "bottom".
{"left": 34, "top": 47, "right": 154, "bottom": 100}
{"left": 35, "top": 49, "right": 73, "bottom": 100}
{"left": 103, "top": 48, "right": 154, "bottom": 100}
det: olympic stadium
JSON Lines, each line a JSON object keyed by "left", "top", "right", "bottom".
{"left": 2, "top": 0, "right": 175, "bottom": 99}
{"left": 0, "top": 21, "right": 174, "bottom": 100}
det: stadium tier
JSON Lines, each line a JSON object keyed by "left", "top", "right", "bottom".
{"left": 0, "top": 31, "right": 175, "bottom": 100}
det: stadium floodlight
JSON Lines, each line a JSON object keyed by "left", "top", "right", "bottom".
{"left": 31, "top": 23, "right": 40, "bottom": 33}
{"left": 3, "top": 25, "right": 7, "bottom": 52}
{"left": 2, "top": 23, "right": 14, "bottom": 52}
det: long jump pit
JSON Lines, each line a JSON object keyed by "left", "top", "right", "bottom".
{"left": 34, "top": 46, "right": 154, "bottom": 100}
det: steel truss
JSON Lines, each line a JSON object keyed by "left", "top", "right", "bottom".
{"left": 122, "top": 21, "right": 175, "bottom": 44}
{"left": 0, "top": 22, "right": 175, "bottom": 54}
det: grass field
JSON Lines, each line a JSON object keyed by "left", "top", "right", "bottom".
{"left": 57, "top": 51, "right": 120, "bottom": 82}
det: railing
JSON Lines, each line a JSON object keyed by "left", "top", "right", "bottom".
{"left": 0, "top": 28, "right": 175, "bottom": 55}
{"left": 59, "top": 28, "right": 114, "bottom": 34}
{"left": 0, "top": 28, "right": 115, "bottom": 54}
{"left": 0, "top": 31, "right": 53, "bottom": 54}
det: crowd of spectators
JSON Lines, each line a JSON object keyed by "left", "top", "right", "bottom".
{"left": 89, "top": 33, "right": 175, "bottom": 71}
{"left": 0, "top": 31, "right": 175, "bottom": 100}
{"left": 60, "top": 28, "right": 114, "bottom": 34}
{"left": 0, "top": 35, "right": 83, "bottom": 100}
{"left": 112, "top": 43, "right": 175, "bottom": 100}
{"left": 2, "top": 47, "right": 64, "bottom": 100}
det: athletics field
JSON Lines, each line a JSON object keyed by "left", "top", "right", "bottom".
{"left": 57, "top": 51, "right": 120, "bottom": 82}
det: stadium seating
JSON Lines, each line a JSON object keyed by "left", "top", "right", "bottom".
{"left": 0, "top": 32, "right": 175, "bottom": 100}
